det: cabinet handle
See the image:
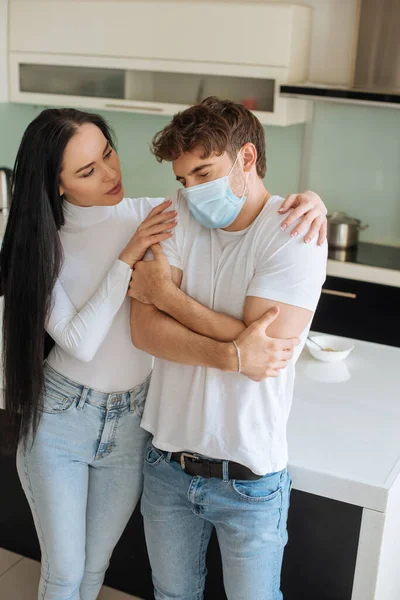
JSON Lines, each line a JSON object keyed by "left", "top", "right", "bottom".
{"left": 322, "top": 289, "right": 357, "bottom": 299}
{"left": 105, "top": 103, "right": 164, "bottom": 113}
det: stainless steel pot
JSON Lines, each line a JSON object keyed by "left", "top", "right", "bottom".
{"left": 0, "top": 167, "right": 12, "bottom": 214}
{"left": 327, "top": 212, "right": 368, "bottom": 249}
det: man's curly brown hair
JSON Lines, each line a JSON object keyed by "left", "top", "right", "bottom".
{"left": 151, "top": 96, "right": 267, "bottom": 178}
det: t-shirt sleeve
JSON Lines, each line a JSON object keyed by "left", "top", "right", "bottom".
{"left": 46, "top": 259, "right": 132, "bottom": 362}
{"left": 246, "top": 234, "right": 327, "bottom": 312}
{"left": 159, "top": 229, "right": 183, "bottom": 270}
{"left": 143, "top": 195, "right": 183, "bottom": 270}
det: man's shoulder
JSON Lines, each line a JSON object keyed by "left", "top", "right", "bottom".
{"left": 251, "top": 195, "right": 287, "bottom": 245}
{"left": 122, "top": 196, "right": 166, "bottom": 213}
{"left": 254, "top": 195, "right": 327, "bottom": 266}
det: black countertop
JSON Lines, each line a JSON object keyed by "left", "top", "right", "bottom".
{"left": 328, "top": 242, "right": 400, "bottom": 271}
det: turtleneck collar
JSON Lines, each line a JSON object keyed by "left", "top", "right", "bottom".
{"left": 62, "top": 199, "right": 116, "bottom": 231}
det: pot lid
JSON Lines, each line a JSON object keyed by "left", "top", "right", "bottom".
{"left": 327, "top": 211, "right": 361, "bottom": 226}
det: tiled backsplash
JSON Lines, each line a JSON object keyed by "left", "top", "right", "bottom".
{"left": 308, "top": 102, "right": 400, "bottom": 247}
{"left": 0, "top": 101, "right": 399, "bottom": 246}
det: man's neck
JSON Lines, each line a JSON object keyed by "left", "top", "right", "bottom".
{"left": 223, "top": 180, "right": 271, "bottom": 232}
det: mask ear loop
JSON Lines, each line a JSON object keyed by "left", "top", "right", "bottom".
{"left": 241, "top": 170, "right": 250, "bottom": 199}
{"left": 228, "top": 148, "right": 250, "bottom": 199}
{"left": 227, "top": 148, "right": 242, "bottom": 178}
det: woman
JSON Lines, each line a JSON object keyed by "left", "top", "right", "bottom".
{"left": 0, "top": 108, "right": 326, "bottom": 600}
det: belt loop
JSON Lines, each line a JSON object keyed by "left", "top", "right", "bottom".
{"left": 77, "top": 386, "right": 89, "bottom": 410}
{"left": 222, "top": 460, "right": 230, "bottom": 482}
{"left": 129, "top": 390, "right": 135, "bottom": 413}
{"left": 165, "top": 451, "right": 172, "bottom": 463}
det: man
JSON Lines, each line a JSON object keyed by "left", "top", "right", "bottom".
{"left": 129, "top": 97, "right": 327, "bottom": 599}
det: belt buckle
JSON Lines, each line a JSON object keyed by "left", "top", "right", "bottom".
{"left": 180, "top": 452, "right": 199, "bottom": 471}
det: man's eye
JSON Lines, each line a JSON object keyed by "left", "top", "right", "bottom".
{"left": 200, "top": 172, "right": 210, "bottom": 178}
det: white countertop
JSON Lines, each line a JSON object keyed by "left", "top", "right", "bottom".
{"left": 327, "top": 258, "right": 400, "bottom": 288}
{"left": 288, "top": 333, "right": 400, "bottom": 512}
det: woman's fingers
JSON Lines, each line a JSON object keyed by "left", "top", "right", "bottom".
{"left": 289, "top": 209, "right": 319, "bottom": 238}
{"left": 145, "top": 221, "right": 177, "bottom": 237}
{"left": 278, "top": 194, "right": 300, "bottom": 213}
{"left": 317, "top": 220, "right": 327, "bottom": 246}
{"left": 303, "top": 217, "right": 324, "bottom": 244}
{"left": 147, "top": 200, "right": 172, "bottom": 217}
{"left": 280, "top": 202, "right": 314, "bottom": 231}
{"left": 139, "top": 210, "right": 177, "bottom": 231}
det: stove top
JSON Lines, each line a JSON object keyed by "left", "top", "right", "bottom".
{"left": 328, "top": 242, "right": 400, "bottom": 271}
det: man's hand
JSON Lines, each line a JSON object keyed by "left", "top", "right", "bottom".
{"left": 235, "top": 306, "right": 300, "bottom": 382}
{"left": 128, "top": 244, "right": 173, "bottom": 305}
{"left": 278, "top": 190, "right": 327, "bottom": 246}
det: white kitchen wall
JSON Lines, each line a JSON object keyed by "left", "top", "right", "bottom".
{"left": 0, "top": 0, "right": 8, "bottom": 102}
{"left": 0, "top": 102, "right": 305, "bottom": 200}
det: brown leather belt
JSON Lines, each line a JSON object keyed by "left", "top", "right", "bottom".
{"left": 170, "top": 451, "right": 263, "bottom": 480}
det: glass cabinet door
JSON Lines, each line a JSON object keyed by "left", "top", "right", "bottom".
{"left": 20, "top": 64, "right": 126, "bottom": 99}
{"left": 19, "top": 63, "right": 275, "bottom": 113}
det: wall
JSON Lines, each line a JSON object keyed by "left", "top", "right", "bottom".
{"left": 1, "top": 100, "right": 400, "bottom": 246}
{"left": 308, "top": 102, "right": 400, "bottom": 247}
{"left": 0, "top": 0, "right": 8, "bottom": 102}
{"left": 0, "top": 103, "right": 304, "bottom": 199}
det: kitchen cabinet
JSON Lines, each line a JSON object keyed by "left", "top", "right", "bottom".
{"left": 312, "top": 276, "right": 400, "bottom": 347}
{"left": 8, "top": 1, "right": 311, "bottom": 125}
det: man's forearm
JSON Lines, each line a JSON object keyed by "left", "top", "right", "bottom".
{"left": 130, "top": 299, "right": 238, "bottom": 371}
{"left": 154, "top": 284, "right": 246, "bottom": 342}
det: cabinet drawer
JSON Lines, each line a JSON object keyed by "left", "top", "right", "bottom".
{"left": 312, "top": 276, "right": 400, "bottom": 347}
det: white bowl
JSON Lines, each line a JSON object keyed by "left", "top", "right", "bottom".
{"left": 306, "top": 335, "right": 355, "bottom": 362}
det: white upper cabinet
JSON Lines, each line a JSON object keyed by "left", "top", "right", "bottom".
{"left": 0, "top": 0, "right": 8, "bottom": 102}
{"left": 9, "top": 1, "right": 312, "bottom": 125}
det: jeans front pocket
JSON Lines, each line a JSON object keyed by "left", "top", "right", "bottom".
{"left": 131, "top": 375, "right": 151, "bottom": 418}
{"left": 39, "top": 379, "right": 78, "bottom": 414}
{"left": 133, "top": 392, "right": 146, "bottom": 418}
{"left": 232, "top": 469, "right": 285, "bottom": 503}
{"left": 144, "top": 443, "right": 165, "bottom": 467}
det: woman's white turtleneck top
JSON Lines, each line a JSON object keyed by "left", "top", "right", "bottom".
{"left": 46, "top": 197, "right": 161, "bottom": 392}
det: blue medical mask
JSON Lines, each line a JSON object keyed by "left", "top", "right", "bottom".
{"left": 181, "top": 151, "right": 250, "bottom": 229}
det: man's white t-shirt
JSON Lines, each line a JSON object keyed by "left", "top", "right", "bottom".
{"left": 142, "top": 194, "right": 327, "bottom": 475}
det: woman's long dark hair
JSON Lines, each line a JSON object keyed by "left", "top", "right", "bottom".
{"left": 0, "top": 108, "right": 116, "bottom": 449}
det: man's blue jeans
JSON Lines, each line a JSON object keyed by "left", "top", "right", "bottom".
{"left": 142, "top": 442, "right": 292, "bottom": 600}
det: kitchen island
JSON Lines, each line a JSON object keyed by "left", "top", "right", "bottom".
{"left": 0, "top": 335, "right": 399, "bottom": 599}
{"left": 286, "top": 335, "right": 400, "bottom": 600}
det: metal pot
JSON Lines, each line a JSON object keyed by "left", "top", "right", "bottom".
{"left": 0, "top": 167, "right": 12, "bottom": 214}
{"left": 327, "top": 212, "right": 368, "bottom": 249}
